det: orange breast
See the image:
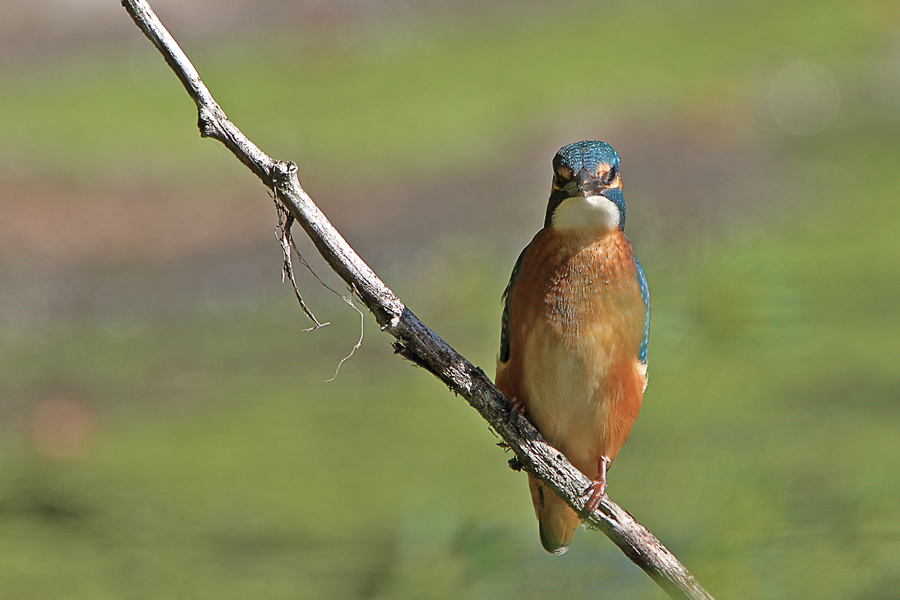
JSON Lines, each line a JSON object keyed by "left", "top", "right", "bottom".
{"left": 496, "top": 228, "right": 646, "bottom": 477}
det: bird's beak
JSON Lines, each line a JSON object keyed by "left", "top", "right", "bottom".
{"left": 575, "top": 168, "right": 603, "bottom": 197}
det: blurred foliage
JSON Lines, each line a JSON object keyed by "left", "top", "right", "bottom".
{"left": 0, "top": 0, "right": 889, "bottom": 183}
{"left": 2, "top": 0, "right": 900, "bottom": 599}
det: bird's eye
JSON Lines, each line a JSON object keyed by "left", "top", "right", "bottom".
{"left": 604, "top": 166, "right": 618, "bottom": 185}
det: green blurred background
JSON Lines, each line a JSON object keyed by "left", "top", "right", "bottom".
{"left": 1, "top": 0, "right": 899, "bottom": 598}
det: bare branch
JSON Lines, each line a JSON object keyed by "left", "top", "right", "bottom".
{"left": 120, "top": 2, "right": 715, "bottom": 598}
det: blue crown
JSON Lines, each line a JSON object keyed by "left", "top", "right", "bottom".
{"left": 553, "top": 140, "right": 620, "bottom": 174}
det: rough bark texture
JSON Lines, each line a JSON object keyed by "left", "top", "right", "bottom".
{"left": 120, "top": 2, "right": 715, "bottom": 598}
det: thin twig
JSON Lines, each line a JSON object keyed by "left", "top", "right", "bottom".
{"left": 276, "top": 199, "right": 365, "bottom": 378}
{"left": 120, "top": 2, "right": 715, "bottom": 598}
{"left": 276, "top": 203, "right": 329, "bottom": 331}
{"left": 324, "top": 284, "right": 365, "bottom": 383}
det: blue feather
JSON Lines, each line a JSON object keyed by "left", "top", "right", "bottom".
{"left": 634, "top": 256, "right": 650, "bottom": 364}
{"left": 554, "top": 140, "right": 620, "bottom": 174}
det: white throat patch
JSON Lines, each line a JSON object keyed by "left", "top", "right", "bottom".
{"left": 551, "top": 195, "right": 621, "bottom": 232}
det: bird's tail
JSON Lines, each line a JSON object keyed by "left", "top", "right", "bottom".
{"left": 528, "top": 474, "right": 580, "bottom": 555}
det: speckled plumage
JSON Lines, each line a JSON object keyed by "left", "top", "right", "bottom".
{"left": 553, "top": 140, "right": 620, "bottom": 176}
{"left": 497, "top": 141, "right": 649, "bottom": 554}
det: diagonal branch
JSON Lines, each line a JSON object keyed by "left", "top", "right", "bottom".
{"left": 120, "top": 2, "right": 715, "bottom": 598}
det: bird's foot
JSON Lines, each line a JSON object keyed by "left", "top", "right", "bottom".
{"left": 506, "top": 396, "right": 525, "bottom": 426}
{"left": 583, "top": 456, "right": 611, "bottom": 513}
{"left": 584, "top": 480, "right": 607, "bottom": 513}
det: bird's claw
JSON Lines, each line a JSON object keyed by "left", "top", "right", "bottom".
{"left": 584, "top": 480, "right": 607, "bottom": 513}
{"left": 584, "top": 455, "right": 611, "bottom": 513}
{"left": 506, "top": 396, "right": 525, "bottom": 426}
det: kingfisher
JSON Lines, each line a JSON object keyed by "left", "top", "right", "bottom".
{"left": 496, "top": 140, "right": 650, "bottom": 555}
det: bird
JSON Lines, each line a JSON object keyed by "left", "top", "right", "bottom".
{"left": 495, "top": 140, "right": 650, "bottom": 555}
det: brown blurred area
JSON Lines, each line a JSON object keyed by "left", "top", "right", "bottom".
{"left": 0, "top": 0, "right": 778, "bottom": 337}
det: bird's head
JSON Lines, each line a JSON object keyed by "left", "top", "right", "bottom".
{"left": 544, "top": 140, "right": 625, "bottom": 233}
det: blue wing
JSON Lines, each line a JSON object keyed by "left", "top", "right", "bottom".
{"left": 634, "top": 256, "right": 650, "bottom": 364}
{"left": 499, "top": 244, "right": 530, "bottom": 364}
